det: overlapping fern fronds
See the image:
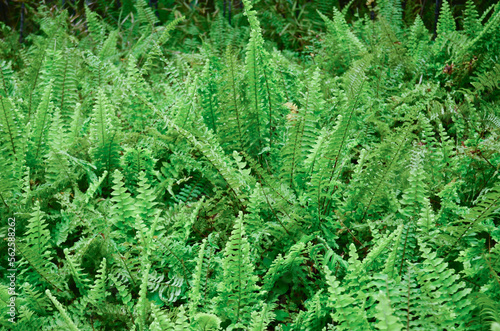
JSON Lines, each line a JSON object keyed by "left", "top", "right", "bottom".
{"left": 1, "top": 1, "right": 499, "bottom": 330}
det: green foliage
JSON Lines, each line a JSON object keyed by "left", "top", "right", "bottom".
{"left": 1, "top": 1, "right": 499, "bottom": 330}
{"left": 216, "top": 213, "right": 261, "bottom": 327}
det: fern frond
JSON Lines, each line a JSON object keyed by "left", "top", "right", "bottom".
{"left": 374, "top": 291, "right": 403, "bottom": 331}
{"left": 109, "top": 169, "right": 137, "bottom": 232}
{"left": 24, "top": 201, "right": 51, "bottom": 257}
{"left": 150, "top": 303, "right": 174, "bottom": 330}
{"left": 262, "top": 241, "right": 306, "bottom": 296}
{"left": 323, "top": 55, "right": 371, "bottom": 181}
{"left": 161, "top": 124, "right": 248, "bottom": 205}
{"left": 29, "top": 81, "right": 53, "bottom": 167}
{"left": 99, "top": 30, "right": 119, "bottom": 60}
{"left": 52, "top": 48, "right": 78, "bottom": 122}
{"left": 45, "top": 290, "right": 80, "bottom": 331}
{"left": 64, "top": 248, "right": 90, "bottom": 296}
{"left": 446, "top": 181, "right": 500, "bottom": 254}
{"left": 471, "top": 63, "right": 500, "bottom": 95}
{"left": 280, "top": 68, "right": 322, "bottom": 189}
{"left": 400, "top": 146, "right": 427, "bottom": 219}
{"left": 109, "top": 273, "right": 134, "bottom": 312}
{"left": 216, "top": 212, "right": 261, "bottom": 326}
{"left": 218, "top": 46, "right": 247, "bottom": 152}
{"left": 324, "top": 266, "right": 370, "bottom": 330}
{"left": 193, "top": 313, "right": 222, "bottom": 330}
{"left": 189, "top": 239, "right": 207, "bottom": 315}
{"left": 249, "top": 303, "right": 275, "bottom": 331}
{"left": 86, "top": 258, "right": 108, "bottom": 310}
{"left": 173, "top": 306, "right": 190, "bottom": 331}
{"left": 85, "top": 5, "right": 105, "bottom": 44}
{"left": 134, "top": 258, "right": 151, "bottom": 331}
{"left": 90, "top": 89, "right": 121, "bottom": 175}
{"left": 18, "top": 241, "right": 63, "bottom": 293}
{"left": 417, "top": 242, "right": 473, "bottom": 328}
{"left": 464, "top": 0, "right": 482, "bottom": 37}
{"left": 435, "top": 0, "right": 456, "bottom": 44}
{"left": 135, "top": 0, "right": 159, "bottom": 32}
{"left": 0, "top": 60, "right": 14, "bottom": 97}
{"left": 199, "top": 60, "right": 220, "bottom": 134}
{"left": 0, "top": 95, "right": 21, "bottom": 158}
{"left": 21, "top": 282, "right": 52, "bottom": 315}
{"left": 318, "top": 9, "right": 366, "bottom": 68}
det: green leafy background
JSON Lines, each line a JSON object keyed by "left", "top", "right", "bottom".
{"left": 0, "top": 0, "right": 499, "bottom": 330}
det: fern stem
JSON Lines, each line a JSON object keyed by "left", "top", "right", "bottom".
{"left": 59, "top": 54, "right": 69, "bottom": 112}
{"left": 242, "top": 151, "right": 295, "bottom": 207}
{"left": 236, "top": 218, "right": 242, "bottom": 323}
{"left": 445, "top": 192, "right": 500, "bottom": 258}
{"left": 27, "top": 46, "right": 47, "bottom": 123}
{"left": 0, "top": 65, "right": 8, "bottom": 97}
{"left": 399, "top": 224, "right": 411, "bottom": 276}
{"left": 261, "top": 58, "right": 274, "bottom": 149}
{"left": 0, "top": 192, "right": 9, "bottom": 209}
{"left": 0, "top": 96, "right": 16, "bottom": 155}
{"left": 156, "top": 239, "right": 191, "bottom": 288}
{"left": 251, "top": 44, "right": 262, "bottom": 153}
{"left": 112, "top": 244, "right": 137, "bottom": 288}
{"left": 406, "top": 267, "right": 411, "bottom": 331}
{"left": 359, "top": 134, "right": 408, "bottom": 224}
{"left": 34, "top": 101, "right": 50, "bottom": 164}
{"left": 321, "top": 78, "right": 367, "bottom": 216}
{"left": 289, "top": 84, "right": 309, "bottom": 189}
{"left": 18, "top": 243, "right": 63, "bottom": 293}
{"left": 208, "top": 91, "right": 217, "bottom": 134}
{"left": 277, "top": 63, "right": 289, "bottom": 101}
{"left": 229, "top": 52, "right": 245, "bottom": 151}
{"left": 260, "top": 177, "right": 295, "bottom": 241}
{"left": 203, "top": 247, "right": 213, "bottom": 301}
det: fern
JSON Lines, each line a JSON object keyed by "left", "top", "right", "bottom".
{"left": 64, "top": 248, "right": 90, "bottom": 296}
{"left": 218, "top": 46, "right": 247, "bottom": 152}
{"left": 417, "top": 242, "right": 474, "bottom": 329}
{"left": 1, "top": 2, "right": 499, "bottom": 330}
{"left": 45, "top": 290, "right": 80, "bottom": 331}
{"left": 374, "top": 291, "right": 403, "bottom": 331}
{"left": 0, "top": 96, "right": 20, "bottom": 158}
{"left": 435, "top": 0, "right": 456, "bottom": 44}
{"left": 28, "top": 81, "right": 53, "bottom": 168}
{"left": 249, "top": 303, "right": 275, "bottom": 331}
{"left": 471, "top": 63, "right": 500, "bottom": 95}
{"left": 281, "top": 69, "right": 322, "bottom": 189}
{"left": 463, "top": 0, "right": 482, "bottom": 37}
{"left": 89, "top": 89, "right": 121, "bottom": 176}
{"left": 446, "top": 180, "right": 500, "bottom": 255}
{"left": 18, "top": 241, "right": 64, "bottom": 293}
{"left": 24, "top": 201, "right": 52, "bottom": 261}
{"left": 318, "top": 8, "right": 366, "bottom": 70}
{"left": 216, "top": 212, "right": 261, "bottom": 327}
{"left": 134, "top": 257, "right": 151, "bottom": 331}
{"left": 150, "top": 303, "right": 174, "bottom": 330}
{"left": 86, "top": 257, "right": 108, "bottom": 311}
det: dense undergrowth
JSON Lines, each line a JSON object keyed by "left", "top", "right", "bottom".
{"left": 1, "top": 0, "right": 500, "bottom": 330}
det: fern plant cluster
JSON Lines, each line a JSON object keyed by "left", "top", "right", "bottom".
{"left": 1, "top": 0, "right": 500, "bottom": 330}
